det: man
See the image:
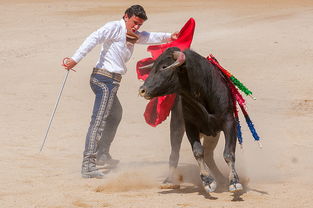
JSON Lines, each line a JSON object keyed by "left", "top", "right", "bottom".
{"left": 64, "top": 5, "right": 178, "bottom": 179}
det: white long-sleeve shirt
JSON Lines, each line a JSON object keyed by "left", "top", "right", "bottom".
{"left": 71, "top": 19, "right": 171, "bottom": 75}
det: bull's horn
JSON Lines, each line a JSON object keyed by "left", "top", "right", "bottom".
{"left": 163, "top": 51, "right": 185, "bottom": 71}
{"left": 138, "top": 62, "right": 154, "bottom": 69}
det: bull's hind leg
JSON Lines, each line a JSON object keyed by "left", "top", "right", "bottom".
{"left": 203, "top": 133, "right": 228, "bottom": 187}
{"left": 185, "top": 123, "right": 217, "bottom": 193}
{"left": 163, "top": 96, "right": 185, "bottom": 188}
{"left": 223, "top": 116, "right": 243, "bottom": 192}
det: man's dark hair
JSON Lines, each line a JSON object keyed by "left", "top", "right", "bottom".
{"left": 124, "top": 5, "right": 147, "bottom": 20}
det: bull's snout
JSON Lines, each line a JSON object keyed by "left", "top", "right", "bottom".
{"left": 138, "top": 86, "right": 151, "bottom": 100}
{"left": 139, "top": 86, "right": 146, "bottom": 97}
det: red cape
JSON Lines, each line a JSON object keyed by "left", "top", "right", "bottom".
{"left": 136, "top": 18, "right": 195, "bottom": 127}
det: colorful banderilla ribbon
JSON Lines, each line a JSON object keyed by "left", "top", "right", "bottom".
{"left": 207, "top": 54, "right": 262, "bottom": 148}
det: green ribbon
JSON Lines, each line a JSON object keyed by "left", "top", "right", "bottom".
{"left": 230, "top": 76, "right": 253, "bottom": 96}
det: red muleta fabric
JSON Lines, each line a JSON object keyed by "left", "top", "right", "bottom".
{"left": 136, "top": 18, "right": 195, "bottom": 127}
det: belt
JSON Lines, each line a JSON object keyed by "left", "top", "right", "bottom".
{"left": 92, "top": 68, "right": 122, "bottom": 82}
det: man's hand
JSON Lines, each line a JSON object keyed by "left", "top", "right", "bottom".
{"left": 170, "top": 31, "right": 180, "bottom": 41}
{"left": 126, "top": 30, "right": 139, "bottom": 44}
{"left": 63, "top": 58, "right": 77, "bottom": 70}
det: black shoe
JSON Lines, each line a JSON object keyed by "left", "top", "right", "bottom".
{"left": 81, "top": 157, "right": 106, "bottom": 179}
{"left": 96, "top": 154, "right": 119, "bottom": 167}
{"left": 81, "top": 169, "right": 105, "bottom": 179}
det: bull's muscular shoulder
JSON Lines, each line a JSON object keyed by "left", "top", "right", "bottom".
{"left": 181, "top": 94, "right": 221, "bottom": 136}
{"left": 183, "top": 49, "right": 211, "bottom": 71}
{"left": 179, "top": 49, "right": 233, "bottom": 126}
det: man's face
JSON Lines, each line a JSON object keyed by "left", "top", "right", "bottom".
{"left": 124, "top": 14, "right": 145, "bottom": 32}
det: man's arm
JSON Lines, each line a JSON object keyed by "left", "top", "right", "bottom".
{"left": 64, "top": 23, "right": 119, "bottom": 70}
{"left": 137, "top": 31, "right": 179, "bottom": 44}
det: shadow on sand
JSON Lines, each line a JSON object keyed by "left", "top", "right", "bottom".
{"left": 158, "top": 163, "right": 269, "bottom": 201}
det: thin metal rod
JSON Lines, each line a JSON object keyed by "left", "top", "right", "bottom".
{"left": 40, "top": 70, "right": 70, "bottom": 152}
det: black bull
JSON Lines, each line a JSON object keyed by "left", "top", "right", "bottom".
{"left": 139, "top": 47, "right": 243, "bottom": 193}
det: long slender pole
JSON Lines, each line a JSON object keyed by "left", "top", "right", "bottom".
{"left": 40, "top": 70, "right": 70, "bottom": 151}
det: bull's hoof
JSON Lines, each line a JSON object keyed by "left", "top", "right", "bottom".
{"left": 201, "top": 175, "right": 217, "bottom": 193}
{"left": 229, "top": 182, "right": 243, "bottom": 193}
{"left": 203, "top": 180, "right": 217, "bottom": 193}
{"left": 160, "top": 182, "right": 180, "bottom": 189}
{"left": 160, "top": 177, "right": 180, "bottom": 189}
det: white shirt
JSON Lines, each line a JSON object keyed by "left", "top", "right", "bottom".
{"left": 71, "top": 19, "right": 171, "bottom": 75}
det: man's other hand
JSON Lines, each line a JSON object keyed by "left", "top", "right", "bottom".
{"left": 170, "top": 31, "right": 180, "bottom": 41}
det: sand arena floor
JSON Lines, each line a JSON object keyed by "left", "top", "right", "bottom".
{"left": 1, "top": 0, "right": 313, "bottom": 207}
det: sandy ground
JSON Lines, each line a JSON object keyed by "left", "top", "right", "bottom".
{"left": 1, "top": 0, "right": 313, "bottom": 207}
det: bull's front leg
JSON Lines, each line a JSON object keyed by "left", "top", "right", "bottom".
{"left": 185, "top": 122, "right": 217, "bottom": 193}
{"left": 223, "top": 115, "right": 243, "bottom": 192}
